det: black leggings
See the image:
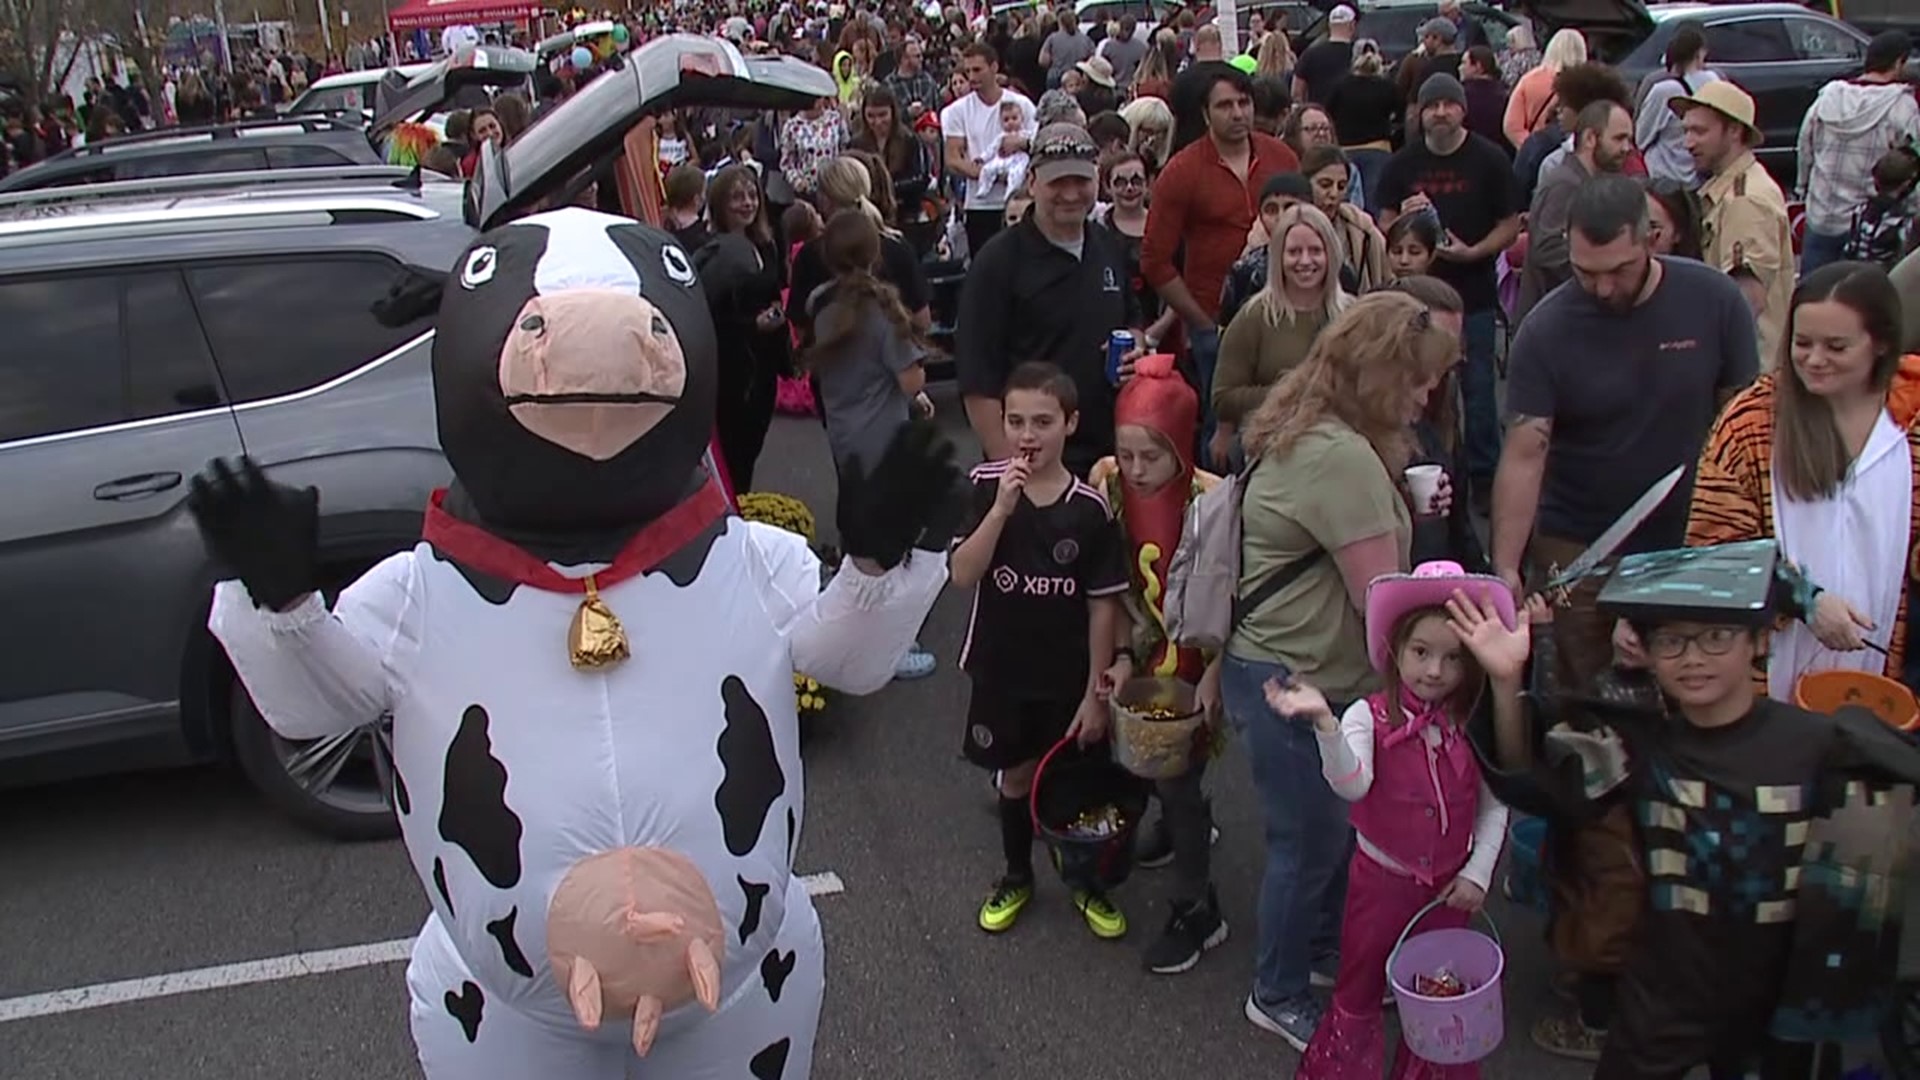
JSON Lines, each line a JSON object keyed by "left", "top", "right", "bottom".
{"left": 716, "top": 347, "right": 778, "bottom": 494}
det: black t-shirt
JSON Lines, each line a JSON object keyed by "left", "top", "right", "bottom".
{"left": 788, "top": 232, "right": 930, "bottom": 345}
{"left": 1294, "top": 40, "right": 1354, "bottom": 106}
{"left": 954, "top": 218, "right": 1141, "bottom": 473}
{"left": 1325, "top": 72, "right": 1399, "bottom": 146}
{"left": 1505, "top": 257, "right": 1758, "bottom": 549}
{"left": 1374, "top": 132, "right": 1518, "bottom": 312}
{"left": 958, "top": 462, "right": 1130, "bottom": 699}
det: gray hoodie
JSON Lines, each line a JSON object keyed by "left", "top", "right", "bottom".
{"left": 1797, "top": 79, "right": 1920, "bottom": 232}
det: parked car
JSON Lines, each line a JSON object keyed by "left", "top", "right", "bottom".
{"left": 286, "top": 63, "right": 434, "bottom": 123}
{"left": 0, "top": 115, "right": 386, "bottom": 193}
{"left": 1582, "top": 1, "right": 1877, "bottom": 184}
{"left": 1298, "top": 0, "right": 1522, "bottom": 61}
{"left": 0, "top": 34, "right": 836, "bottom": 842}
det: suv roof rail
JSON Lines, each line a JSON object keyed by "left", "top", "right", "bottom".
{"left": 0, "top": 165, "right": 433, "bottom": 210}
{"left": 53, "top": 115, "right": 363, "bottom": 158}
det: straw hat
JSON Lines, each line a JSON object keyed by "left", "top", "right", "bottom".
{"left": 1076, "top": 55, "right": 1117, "bottom": 88}
{"left": 1669, "top": 80, "right": 1762, "bottom": 145}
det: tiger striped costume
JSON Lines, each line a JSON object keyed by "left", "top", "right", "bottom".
{"left": 1684, "top": 358, "right": 1920, "bottom": 686}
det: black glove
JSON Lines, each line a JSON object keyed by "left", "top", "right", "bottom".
{"left": 187, "top": 457, "right": 320, "bottom": 612}
{"left": 837, "top": 420, "right": 960, "bottom": 571}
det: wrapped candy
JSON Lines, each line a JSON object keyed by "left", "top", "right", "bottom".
{"left": 1064, "top": 805, "right": 1125, "bottom": 839}
{"left": 1414, "top": 968, "right": 1470, "bottom": 998}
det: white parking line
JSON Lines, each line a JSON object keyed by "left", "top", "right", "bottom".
{"left": 0, "top": 870, "right": 847, "bottom": 1024}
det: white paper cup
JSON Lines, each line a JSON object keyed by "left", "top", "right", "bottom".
{"left": 1406, "top": 464, "right": 1445, "bottom": 516}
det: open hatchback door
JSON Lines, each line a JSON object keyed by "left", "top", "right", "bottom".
{"left": 466, "top": 33, "right": 835, "bottom": 230}
{"left": 370, "top": 44, "right": 540, "bottom": 142}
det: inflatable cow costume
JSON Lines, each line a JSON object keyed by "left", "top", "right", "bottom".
{"left": 192, "top": 208, "right": 956, "bottom": 1078}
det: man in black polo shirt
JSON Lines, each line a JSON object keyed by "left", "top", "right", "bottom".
{"left": 956, "top": 122, "right": 1145, "bottom": 476}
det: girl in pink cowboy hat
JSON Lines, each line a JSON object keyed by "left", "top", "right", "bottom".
{"left": 1266, "top": 560, "right": 1544, "bottom": 1079}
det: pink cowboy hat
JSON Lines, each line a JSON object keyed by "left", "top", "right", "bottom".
{"left": 1365, "top": 560, "right": 1516, "bottom": 672}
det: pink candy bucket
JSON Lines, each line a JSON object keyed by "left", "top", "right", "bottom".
{"left": 1386, "top": 898, "right": 1506, "bottom": 1064}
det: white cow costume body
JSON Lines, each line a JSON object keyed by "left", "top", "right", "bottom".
{"left": 204, "top": 209, "right": 947, "bottom": 1079}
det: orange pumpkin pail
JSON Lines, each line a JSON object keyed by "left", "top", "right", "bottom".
{"left": 1793, "top": 669, "right": 1920, "bottom": 732}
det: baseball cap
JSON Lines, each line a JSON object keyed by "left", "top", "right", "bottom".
{"left": 1328, "top": 4, "right": 1356, "bottom": 25}
{"left": 1029, "top": 123, "right": 1099, "bottom": 184}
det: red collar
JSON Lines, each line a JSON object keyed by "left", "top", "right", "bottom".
{"left": 422, "top": 482, "right": 730, "bottom": 594}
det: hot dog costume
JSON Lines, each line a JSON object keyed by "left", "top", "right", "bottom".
{"left": 200, "top": 208, "right": 950, "bottom": 1079}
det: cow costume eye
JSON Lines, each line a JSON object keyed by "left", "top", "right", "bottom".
{"left": 661, "top": 243, "right": 695, "bottom": 286}
{"left": 651, "top": 314, "right": 670, "bottom": 337}
{"left": 520, "top": 314, "right": 546, "bottom": 335}
{"left": 462, "top": 246, "right": 499, "bottom": 289}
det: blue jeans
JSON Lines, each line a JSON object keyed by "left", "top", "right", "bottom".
{"left": 1220, "top": 653, "right": 1353, "bottom": 1006}
{"left": 1191, "top": 322, "right": 1222, "bottom": 464}
{"left": 1346, "top": 148, "right": 1391, "bottom": 215}
{"left": 1461, "top": 308, "right": 1501, "bottom": 485}
{"left": 1800, "top": 229, "right": 1849, "bottom": 277}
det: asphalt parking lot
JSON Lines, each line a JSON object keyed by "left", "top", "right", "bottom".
{"left": 0, "top": 390, "right": 1644, "bottom": 1079}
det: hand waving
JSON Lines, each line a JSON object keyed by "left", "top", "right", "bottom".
{"left": 1444, "top": 587, "right": 1531, "bottom": 686}
{"left": 837, "top": 421, "right": 961, "bottom": 571}
{"left": 187, "top": 457, "right": 320, "bottom": 612}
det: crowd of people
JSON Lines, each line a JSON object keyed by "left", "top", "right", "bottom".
{"left": 11, "top": 0, "right": 1920, "bottom": 1075}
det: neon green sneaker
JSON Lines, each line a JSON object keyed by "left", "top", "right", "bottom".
{"left": 978, "top": 876, "right": 1033, "bottom": 933}
{"left": 1072, "top": 890, "right": 1127, "bottom": 939}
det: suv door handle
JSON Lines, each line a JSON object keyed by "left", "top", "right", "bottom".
{"left": 92, "top": 472, "right": 184, "bottom": 501}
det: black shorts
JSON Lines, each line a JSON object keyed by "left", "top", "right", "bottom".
{"left": 962, "top": 679, "right": 1079, "bottom": 770}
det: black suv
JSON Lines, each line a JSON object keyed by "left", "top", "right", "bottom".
{"left": 0, "top": 115, "right": 384, "bottom": 193}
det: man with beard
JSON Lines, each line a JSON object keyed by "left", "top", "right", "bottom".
{"left": 1516, "top": 99, "right": 1635, "bottom": 322}
{"left": 1675, "top": 81, "right": 1791, "bottom": 369}
{"left": 1376, "top": 73, "right": 1521, "bottom": 509}
{"left": 1494, "top": 174, "right": 1757, "bottom": 689}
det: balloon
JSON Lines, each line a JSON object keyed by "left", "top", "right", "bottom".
{"left": 571, "top": 45, "right": 593, "bottom": 70}
{"left": 611, "top": 23, "right": 629, "bottom": 45}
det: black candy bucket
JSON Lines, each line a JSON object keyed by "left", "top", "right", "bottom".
{"left": 1029, "top": 737, "right": 1152, "bottom": 891}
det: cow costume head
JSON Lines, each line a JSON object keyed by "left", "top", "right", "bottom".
{"left": 433, "top": 208, "right": 717, "bottom": 535}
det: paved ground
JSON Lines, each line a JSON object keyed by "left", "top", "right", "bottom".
{"left": 0, "top": 388, "right": 1663, "bottom": 1079}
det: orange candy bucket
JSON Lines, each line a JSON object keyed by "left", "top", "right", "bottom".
{"left": 1793, "top": 670, "right": 1920, "bottom": 732}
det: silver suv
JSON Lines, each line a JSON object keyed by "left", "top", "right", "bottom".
{"left": 0, "top": 167, "right": 472, "bottom": 839}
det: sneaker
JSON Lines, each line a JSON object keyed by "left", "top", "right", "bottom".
{"left": 978, "top": 875, "right": 1033, "bottom": 933}
{"left": 1243, "top": 993, "right": 1323, "bottom": 1052}
{"left": 1071, "top": 889, "right": 1127, "bottom": 939}
{"left": 1143, "top": 893, "right": 1228, "bottom": 974}
{"left": 893, "top": 643, "right": 936, "bottom": 681}
{"left": 1532, "top": 1015, "right": 1607, "bottom": 1061}
{"left": 1309, "top": 951, "right": 1340, "bottom": 988}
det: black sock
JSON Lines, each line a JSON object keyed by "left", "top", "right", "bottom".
{"left": 998, "top": 794, "right": 1033, "bottom": 881}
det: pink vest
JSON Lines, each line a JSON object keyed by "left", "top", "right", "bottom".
{"left": 1346, "top": 692, "right": 1481, "bottom": 886}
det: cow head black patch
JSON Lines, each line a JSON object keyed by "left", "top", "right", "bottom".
{"left": 444, "top": 980, "right": 485, "bottom": 1043}
{"left": 714, "top": 677, "right": 784, "bottom": 858}
{"left": 750, "top": 1037, "right": 792, "bottom": 1080}
{"left": 439, "top": 704, "right": 523, "bottom": 890}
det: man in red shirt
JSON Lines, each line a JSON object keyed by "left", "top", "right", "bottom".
{"left": 1142, "top": 63, "right": 1300, "bottom": 458}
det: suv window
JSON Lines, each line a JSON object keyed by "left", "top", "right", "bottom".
{"left": 118, "top": 147, "right": 269, "bottom": 178}
{"left": 189, "top": 255, "right": 430, "bottom": 403}
{"left": 1787, "top": 17, "right": 1864, "bottom": 63}
{"left": 125, "top": 271, "right": 225, "bottom": 420}
{"left": 267, "top": 144, "right": 358, "bottom": 169}
{"left": 1704, "top": 19, "right": 1796, "bottom": 64}
{"left": 0, "top": 274, "right": 125, "bottom": 442}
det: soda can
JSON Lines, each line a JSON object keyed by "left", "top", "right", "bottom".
{"left": 1106, "top": 329, "right": 1136, "bottom": 387}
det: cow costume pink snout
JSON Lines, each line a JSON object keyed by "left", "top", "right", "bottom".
{"left": 546, "top": 846, "right": 726, "bottom": 1057}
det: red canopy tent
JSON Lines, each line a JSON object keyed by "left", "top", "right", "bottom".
{"left": 388, "top": 0, "right": 545, "bottom": 33}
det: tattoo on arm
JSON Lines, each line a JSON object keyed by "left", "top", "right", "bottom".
{"left": 1504, "top": 412, "right": 1552, "bottom": 436}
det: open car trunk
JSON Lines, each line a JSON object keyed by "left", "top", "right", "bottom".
{"left": 467, "top": 34, "right": 836, "bottom": 231}
{"left": 370, "top": 45, "right": 539, "bottom": 141}
{"left": 1516, "top": 0, "right": 1653, "bottom": 63}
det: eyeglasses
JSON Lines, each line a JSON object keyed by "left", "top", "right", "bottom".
{"left": 1645, "top": 626, "right": 1747, "bottom": 660}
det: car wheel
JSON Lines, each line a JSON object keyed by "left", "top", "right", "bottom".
{"left": 228, "top": 679, "right": 400, "bottom": 841}
{"left": 1884, "top": 979, "right": 1920, "bottom": 1080}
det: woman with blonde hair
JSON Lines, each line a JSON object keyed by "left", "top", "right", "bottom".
{"left": 1121, "top": 94, "right": 1176, "bottom": 174}
{"left": 1211, "top": 204, "right": 1352, "bottom": 469}
{"left": 1254, "top": 30, "right": 1295, "bottom": 84}
{"left": 1498, "top": 23, "right": 1542, "bottom": 88}
{"left": 818, "top": 154, "right": 902, "bottom": 240}
{"left": 1132, "top": 29, "right": 1180, "bottom": 102}
{"left": 1222, "top": 290, "right": 1459, "bottom": 1046}
{"left": 1504, "top": 27, "right": 1585, "bottom": 149}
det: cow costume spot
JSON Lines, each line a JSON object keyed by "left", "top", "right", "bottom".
{"left": 208, "top": 207, "right": 948, "bottom": 1080}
